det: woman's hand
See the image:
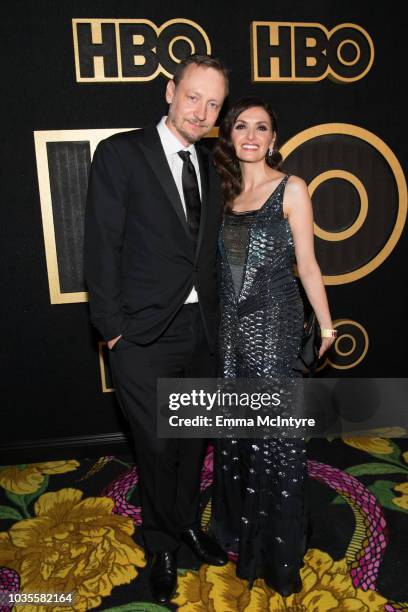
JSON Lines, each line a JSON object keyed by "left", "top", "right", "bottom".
{"left": 319, "top": 336, "right": 335, "bottom": 359}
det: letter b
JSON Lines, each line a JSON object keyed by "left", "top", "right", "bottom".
{"left": 120, "top": 23, "right": 159, "bottom": 78}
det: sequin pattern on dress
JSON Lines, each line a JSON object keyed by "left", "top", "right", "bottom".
{"left": 212, "top": 175, "right": 310, "bottom": 585}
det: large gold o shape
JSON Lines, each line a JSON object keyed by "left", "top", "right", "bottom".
{"left": 328, "top": 320, "right": 369, "bottom": 369}
{"left": 308, "top": 170, "right": 368, "bottom": 241}
{"left": 334, "top": 333, "right": 356, "bottom": 357}
{"left": 280, "top": 124, "right": 407, "bottom": 285}
{"left": 337, "top": 39, "right": 361, "bottom": 67}
{"left": 168, "top": 36, "right": 195, "bottom": 63}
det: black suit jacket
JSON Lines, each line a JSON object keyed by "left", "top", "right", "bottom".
{"left": 84, "top": 125, "right": 221, "bottom": 351}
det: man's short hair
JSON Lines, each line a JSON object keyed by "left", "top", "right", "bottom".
{"left": 173, "top": 54, "right": 229, "bottom": 93}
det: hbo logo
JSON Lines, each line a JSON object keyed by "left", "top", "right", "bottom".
{"left": 252, "top": 22, "right": 374, "bottom": 82}
{"left": 73, "top": 18, "right": 211, "bottom": 82}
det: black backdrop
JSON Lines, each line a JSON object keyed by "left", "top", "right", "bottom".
{"left": 2, "top": 1, "right": 407, "bottom": 462}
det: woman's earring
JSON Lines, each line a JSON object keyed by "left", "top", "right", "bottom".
{"left": 268, "top": 148, "right": 273, "bottom": 157}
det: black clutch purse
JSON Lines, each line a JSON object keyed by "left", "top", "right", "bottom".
{"left": 294, "top": 311, "right": 321, "bottom": 375}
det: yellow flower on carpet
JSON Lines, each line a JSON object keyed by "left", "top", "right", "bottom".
{"left": 342, "top": 437, "right": 394, "bottom": 455}
{"left": 0, "top": 488, "right": 146, "bottom": 611}
{"left": 173, "top": 563, "right": 251, "bottom": 611}
{"left": 392, "top": 482, "right": 408, "bottom": 510}
{"left": 0, "top": 461, "right": 80, "bottom": 494}
{"left": 172, "top": 549, "right": 387, "bottom": 611}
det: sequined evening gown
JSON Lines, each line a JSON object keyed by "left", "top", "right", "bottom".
{"left": 212, "top": 175, "right": 310, "bottom": 589}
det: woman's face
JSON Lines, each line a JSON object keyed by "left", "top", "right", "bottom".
{"left": 231, "top": 106, "right": 275, "bottom": 162}
{"left": 230, "top": 106, "right": 275, "bottom": 163}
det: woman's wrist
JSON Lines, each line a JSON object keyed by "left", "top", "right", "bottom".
{"left": 320, "top": 327, "right": 337, "bottom": 338}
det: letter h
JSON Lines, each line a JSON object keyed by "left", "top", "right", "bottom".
{"left": 76, "top": 22, "right": 118, "bottom": 78}
{"left": 255, "top": 24, "right": 292, "bottom": 78}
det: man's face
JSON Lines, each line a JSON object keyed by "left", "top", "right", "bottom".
{"left": 165, "top": 64, "right": 227, "bottom": 145}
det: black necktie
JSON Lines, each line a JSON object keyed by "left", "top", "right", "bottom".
{"left": 177, "top": 150, "right": 201, "bottom": 246}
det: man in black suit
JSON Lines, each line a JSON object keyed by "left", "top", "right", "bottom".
{"left": 84, "top": 55, "right": 228, "bottom": 603}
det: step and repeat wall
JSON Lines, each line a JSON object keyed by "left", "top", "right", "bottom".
{"left": 2, "top": 1, "right": 407, "bottom": 458}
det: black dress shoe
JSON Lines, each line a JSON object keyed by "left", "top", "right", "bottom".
{"left": 264, "top": 564, "right": 303, "bottom": 597}
{"left": 181, "top": 528, "right": 228, "bottom": 566}
{"left": 150, "top": 551, "right": 177, "bottom": 604}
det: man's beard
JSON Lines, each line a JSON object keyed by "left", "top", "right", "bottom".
{"left": 170, "top": 116, "right": 206, "bottom": 143}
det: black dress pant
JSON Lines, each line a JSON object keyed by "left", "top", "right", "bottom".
{"left": 109, "top": 303, "right": 216, "bottom": 553}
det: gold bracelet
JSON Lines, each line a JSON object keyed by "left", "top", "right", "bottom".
{"left": 321, "top": 328, "right": 337, "bottom": 338}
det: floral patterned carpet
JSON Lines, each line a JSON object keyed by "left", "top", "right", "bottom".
{"left": 0, "top": 436, "right": 407, "bottom": 611}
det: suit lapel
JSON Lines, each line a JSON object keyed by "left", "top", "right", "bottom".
{"left": 195, "top": 144, "right": 210, "bottom": 262}
{"left": 138, "top": 126, "right": 212, "bottom": 259}
{"left": 138, "top": 126, "right": 190, "bottom": 238}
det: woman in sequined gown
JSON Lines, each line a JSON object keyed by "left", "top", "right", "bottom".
{"left": 211, "top": 98, "right": 335, "bottom": 595}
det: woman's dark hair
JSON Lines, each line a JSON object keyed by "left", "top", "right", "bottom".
{"left": 214, "top": 97, "right": 282, "bottom": 211}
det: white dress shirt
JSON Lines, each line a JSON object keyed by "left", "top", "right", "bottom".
{"left": 156, "top": 116, "right": 200, "bottom": 303}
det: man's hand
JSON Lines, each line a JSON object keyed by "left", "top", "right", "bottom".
{"left": 107, "top": 335, "right": 122, "bottom": 350}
